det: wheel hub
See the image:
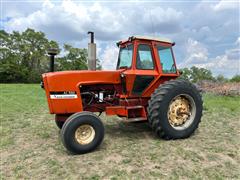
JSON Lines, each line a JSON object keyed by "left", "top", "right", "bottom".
{"left": 168, "top": 96, "right": 191, "bottom": 127}
{"left": 75, "top": 124, "right": 95, "bottom": 145}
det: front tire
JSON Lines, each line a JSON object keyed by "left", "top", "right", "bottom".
{"left": 148, "top": 79, "right": 203, "bottom": 139}
{"left": 61, "top": 112, "right": 104, "bottom": 154}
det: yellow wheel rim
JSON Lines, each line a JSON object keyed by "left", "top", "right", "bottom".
{"left": 167, "top": 94, "right": 196, "bottom": 130}
{"left": 75, "top": 124, "right": 95, "bottom": 145}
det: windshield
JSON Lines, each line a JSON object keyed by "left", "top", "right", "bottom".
{"left": 117, "top": 44, "right": 133, "bottom": 69}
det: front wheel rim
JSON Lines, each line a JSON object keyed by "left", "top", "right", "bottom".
{"left": 167, "top": 94, "right": 196, "bottom": 130}
{"left": 75, "top": 124, "right": 95, "bottom": 145}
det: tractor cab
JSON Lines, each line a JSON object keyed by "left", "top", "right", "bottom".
{"left": 117, "top": 36, "right": 177, "bottom": 73}
{"left": 115, "top": 36, "right": 179, "bottom": 97}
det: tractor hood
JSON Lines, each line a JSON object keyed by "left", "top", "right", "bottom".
{"left": 42, "top": 70, "right": 123, "bottom": 92}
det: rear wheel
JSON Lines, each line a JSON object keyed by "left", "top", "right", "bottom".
{"left": 148, "top": 79, "right": 202, "bottom": 139}
{"left": 61, "top": 112, "right": 104, "bottom": 154}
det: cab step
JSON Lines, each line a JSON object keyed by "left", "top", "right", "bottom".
{"left": 106, "top": 105, "right": 147, "bottom": 119}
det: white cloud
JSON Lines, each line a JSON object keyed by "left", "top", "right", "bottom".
{"left": 4, "top": 0, "right": 183, "bottom": 41}
{"left": 236, "top": 37, "right": 240, "bottom": 45}
{"left": 213, "top": 0, "right": 238, "bottom": 11}
{"left": 142, "top": 7, "right": 183, "bottom": 34}
{"left": 181, "top": 38, "right": 240, "bottom": 77}
{"left": 183, "top": 38, "right": 209, "bottom": 65}
{"left": 4, "top": 0, "right": 124, "bottom": 41}
{"left": 100, "top": 44, "right": 119, "bottom": 70}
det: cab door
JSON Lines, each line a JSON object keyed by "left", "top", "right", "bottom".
{"left": 123, "top": 41, "right": 159, "bottom": 97}
{"left": 121, "top": 41, "right": 178, "bottom": 98}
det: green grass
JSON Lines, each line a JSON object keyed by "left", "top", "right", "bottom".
{"left": 1, "top": 84, "right": 240, "bottom": 179}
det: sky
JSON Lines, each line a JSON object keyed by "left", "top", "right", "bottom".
{"left": 1, "top": 0, "right": 239, "bottom": 77}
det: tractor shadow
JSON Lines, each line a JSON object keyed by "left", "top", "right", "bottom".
{"left": 103, "top": 117, "right": 154, "bottom": 140}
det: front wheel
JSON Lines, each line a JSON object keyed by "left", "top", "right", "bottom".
{"left": 55, "top": 120, "right": 65, "bottom": 129}
{"left": 61, "top": 112, "right": 104, "bottom": 154}
{"left": 148, "top": 79, "right": 203, "bottom": 139}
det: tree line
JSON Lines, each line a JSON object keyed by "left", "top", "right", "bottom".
{"left": 0, "top": 28, "right": 101, "bottom": 83}
{"left": 179, "top": 66, "right": 240, "bottom": 83}
{"left": 0, "top": 28, "right": 239, "bottom": 83}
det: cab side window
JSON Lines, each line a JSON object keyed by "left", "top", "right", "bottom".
{"left": 136, "top": 44, "right": 154, "bottom": 70}
{"left": 158, "top": 46, "right": 176, "bottom": 73}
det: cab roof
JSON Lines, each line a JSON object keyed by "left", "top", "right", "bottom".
{"left": 117, "top": 35, "right": 174, "bottom": 46}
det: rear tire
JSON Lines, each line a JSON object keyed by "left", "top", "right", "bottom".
{"left": 61, "top": 112, "right": 104, "bottom": 154}
{"left": 148, "top": 79, "right": 202, "bottom": 139}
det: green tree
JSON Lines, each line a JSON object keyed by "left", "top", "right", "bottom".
{"left": 178, "top": 68, "right": 191, "bottom": 81}
{"left": 216, "top": 74, "right": 228, "bottom": 82}
{"left": 230, "top": 75, "right": 240, "bottom": 82}
{"left": 57, "top": 44, "right": 88, "bottom": 71}
{"left": 0, "top": 28, "right": 95, "bottom": 83}
{"left": 190, "top": 66, "right": 215, "bottom": 83}
{"left": 96, "top": 59, "right": 102, "bottom": 70}
{"left": 0, "top": 29, "right": 59, "bottom": 83}
{"left": 179, "top": 66, "right": 215, "bottom": 83}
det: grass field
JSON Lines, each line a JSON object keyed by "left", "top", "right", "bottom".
{"left": 0, "top": 84, "right": 240, "bottom": 179}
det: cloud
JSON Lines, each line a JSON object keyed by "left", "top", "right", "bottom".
{"left": 181, "top": 38, "right": 240, "bottom": 77}
{"left": 3, "top": 0, "right": 183, "bottom": 42}
{"left": 1, "top": 0, "right": 239, "bottom": 77}
{"left": 141, "top": 7, "right": 183, "bottom": 34}
{"left": 184, "top": 38, "right": 209, "bottom": 65}
{"left": 213, "top": 0, "right": 238, "bottom": 11}
{"left": 100, "top": 44, "right": 119, "bottom": 70}
{"left": 236, "top": 37, "right": 240, "bottom": 45}
{"left": 3, "top": 0, "right": 184, "bottom": 71}
{"left": 4, "top": 0, "right": 125, "bottom": 42}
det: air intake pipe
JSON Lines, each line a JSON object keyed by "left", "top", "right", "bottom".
{"left": 47, "top": 48, "right": 58, "bottom": 72}
{"left": 87, "top": 31, "right": 96, "bottom": 70}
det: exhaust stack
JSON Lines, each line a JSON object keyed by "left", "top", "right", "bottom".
{"left": 87, "top": 31, "right": 96, "bottom": 70}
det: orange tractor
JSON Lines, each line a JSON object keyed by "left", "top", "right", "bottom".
{"left": 42, "top": 32, "right": 202, "bottom": 154}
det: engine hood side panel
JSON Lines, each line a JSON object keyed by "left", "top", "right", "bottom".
{"left": 42, "top": 70, "right": 122, "bottom": 114}
{"left": 44, "top": 70, "right": 121, "bottom": 91}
